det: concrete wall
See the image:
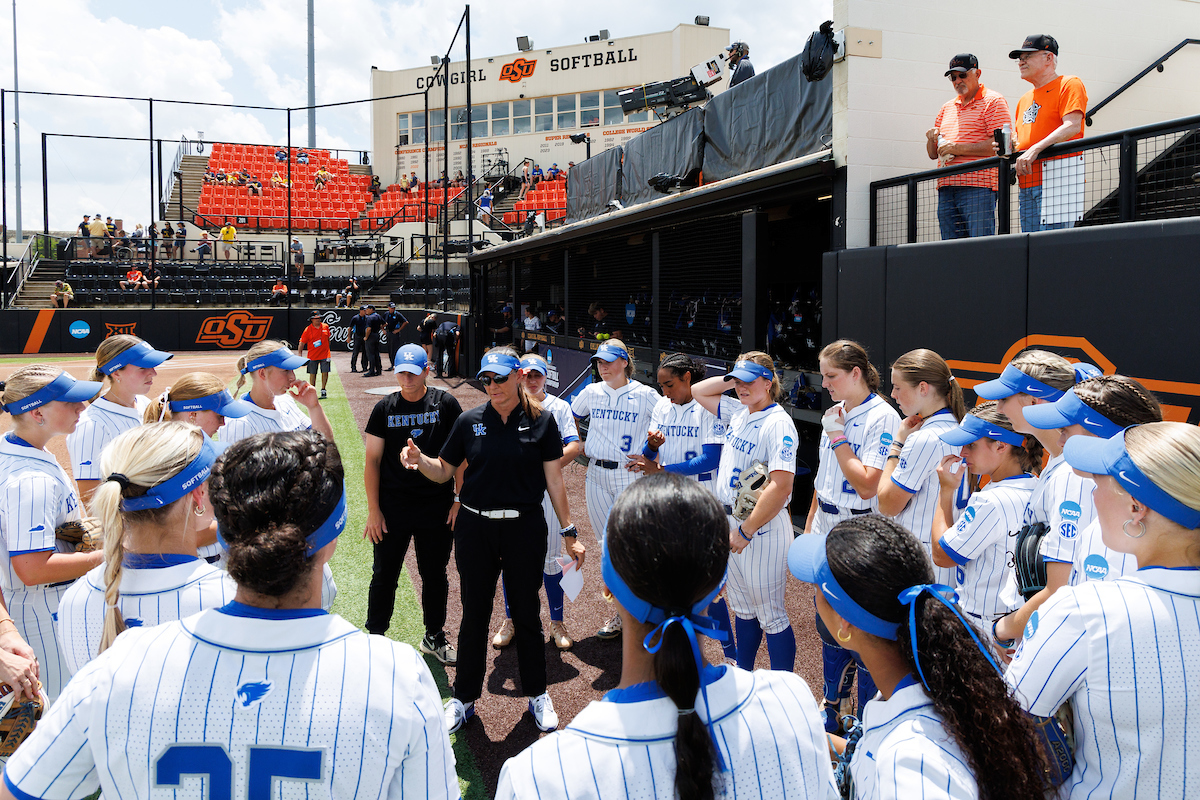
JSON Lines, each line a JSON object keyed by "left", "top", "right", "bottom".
{"left": 370, "top": 24, "right": 730, "bottom": 186}
{"left": 834, "top": 0, "right": 1200, "bottom": 247}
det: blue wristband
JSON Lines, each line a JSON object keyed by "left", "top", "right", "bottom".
{"left": 738, "top": 525, "right": 753, "bottom": 542}
{"left": 560, "top": 525, "right": 578, "bottom": 538}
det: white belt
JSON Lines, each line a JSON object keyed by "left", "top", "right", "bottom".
{"left": 460, "top": 502, "right": 521, "bottom": 520}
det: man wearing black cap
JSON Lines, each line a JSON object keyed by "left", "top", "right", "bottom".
{"left": 926, "top": 54, "right": 1011, "bottom": 240}
{"left": 383, "top": 302, "right": 409, "bottom": 370}
{"left": 726, "top": 41, "right": 755, "bottom": 87}
{"left": 349, "top": 306, "right": 370, "bottom": 372}
{"left": 1008, "top": 35, "right": 1087, "bottom": 232}
{"left": 544, "top": 307, "right": 565, "bottom": 335}
{"left": 363, "top": 304, "right": 385, "bottom": 377}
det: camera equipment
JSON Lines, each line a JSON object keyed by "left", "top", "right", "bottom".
{"left": 617, "top": 53, "right": 727, "bottom": 116}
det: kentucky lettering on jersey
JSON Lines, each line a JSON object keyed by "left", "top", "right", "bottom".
{"left": 387, "top": 410, "right": 440, "bottom": 427}
{"left": 588, "top": 408, "right": 641, "bottom": 422}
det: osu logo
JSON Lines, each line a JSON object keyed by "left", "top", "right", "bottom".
{"left": 499, "top": 58, "right": 537, "bottom": 83}
{"left": 104, "top": 322, "right": 138, "bottom": 337}
{"left": 196, "top": 310, "right": 273, "bottom": 348}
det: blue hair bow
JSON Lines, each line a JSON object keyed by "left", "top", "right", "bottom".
{"left": 896, "top": 583, "right": 1001, "bottom": 690}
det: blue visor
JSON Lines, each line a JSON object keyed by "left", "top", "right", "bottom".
{"left": 1023, "top": 388, "right": 1123, "bottom": 438}
{"left": 99, "top": 341, "right": 174, "bottom": 376}
{"left": 1064, "top": 429, "right": 1200, "bottom": 529}
{"left": 241, "top": 348, "right": 307, "bottom": 375}
{"left": 121, "top": 437, "right": 219, "bottom": 512}
{"left": 973, "top": 364, "right": 1065, "bottom": 401}
{"left": 788, "top": 534, "right": 900, "bottom": 640}
{"left": 520, "top": 356, "right": 548, "bottom": 375}
{"left": 592, "top": 343, "right": 630, "bottom": 363}
{"left": 476, "top": 352, "right": 521, "bottom": 379}
{"left": 939, "top": 412, "right": 1026, "bottom": 447}
{"left": 394, "top": 344, "right": 428, "bottom": 374}
{"left": 723, "top": 360, "right": 774, "bottom": 383}
{"left": 169, "top": 390, "right": 255, "bottom": 419}
{"left": 306, "top": 490, "right": 348, "bottom": 556}
{"left": 1, "top": 371, "right": 104, "bottom": 416}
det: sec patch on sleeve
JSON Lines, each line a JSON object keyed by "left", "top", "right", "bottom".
{"left": 1058, "top": 501, "right": 1081, "bottom": 539}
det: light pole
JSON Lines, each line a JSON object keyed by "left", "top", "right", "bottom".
{"left": 11, "top": 0, "right": 22, "bottom": 244}
{"left": 569, "top": 132, "right": 591, "bottom": 160}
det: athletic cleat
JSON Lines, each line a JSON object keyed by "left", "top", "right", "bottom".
{"left": 492, "top": 618, "right": 515, "bottom": 649}
{"left": 548, "top": 621, "right": 574, "bottom": 650}
{"left": 596, "top": 614, "right": 622, "bottom": 640}
{"left": 444, "top": 698, "right": 475, "bottom": 733}
{"left": 319, "top": 389, "right": 327, "bottom": 399}
{"left": 420, "top": 632, "right": 458, "bottom": 666}
{"left": 528, "top": 692, "right": 559, "bottom": 731}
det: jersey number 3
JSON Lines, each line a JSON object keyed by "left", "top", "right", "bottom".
{"left": 156, "top": 743, "right": 324, "bottom": 798}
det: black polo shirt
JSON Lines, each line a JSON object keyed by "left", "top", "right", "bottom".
{"left": 440, "top": 401, "right": 562, "bottom": 510}
{"left": 364, "top": 312, "right": 384, "bottom": 341}
{"left": 365, "top": 387, "right": 462, "bottom": 503}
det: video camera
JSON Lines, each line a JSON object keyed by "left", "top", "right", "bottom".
{"left": 617, "top": 53, "right": 728, "bottom": 116}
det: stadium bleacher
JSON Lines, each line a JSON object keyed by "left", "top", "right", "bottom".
{"left": 503, "top": 175, "right": 567, "bottom": 226}
{"left": 63, "top": 260, "right": 314, "bottom": 307}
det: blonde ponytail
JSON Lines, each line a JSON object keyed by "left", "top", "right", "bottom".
{"left": 90, "top": 478, "right": 128, "bottom": 652}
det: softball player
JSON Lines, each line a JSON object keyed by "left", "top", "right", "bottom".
{"left": 0, "top": 366, "right": 107, "bottom": 703}
{"left": 1007, "top": 422, "right": 1200, "bottom": 799}
{"left": 57, "top": 422, "right": 236, "bottom": 675}
{"left": 789, "top": 514, "right": 1048, "bottom": 800}
{"left": 876, "top": 348, "right": 967, "bottom": 589}
{"left": 693, "top": 352, "right": 800, "bottom": 672}
{"left": 804, "top": 341, "right": 900, "bottom": 731}
{"left": 491, "top": 354, "right": 586, "bottom": 651}
{"left": 142, "top": 372, "right": 256, "bottom": 563}
{"left": 2, "top": 429, "right": 459, "bottom": 799}
{"left": 932, "top": 402, "right": 1040, "bottom": 633}
{"left": 624, "top": 352, "right": 738, "bottom": 660}
{"left": 223, "top": 340, "right": 337, "bottom": 609}
{"left": 498, "top": 475, "right": 837, "bottom": 800}
{"left": 570, "top": 339, "right": 658, "bottom": 640}
{"left": 66, "top": 334, "right": 173, "bottom": 505}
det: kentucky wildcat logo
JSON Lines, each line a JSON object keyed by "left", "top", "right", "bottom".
{"left": 237, "top": 681, "right": 274, "bottom": 708}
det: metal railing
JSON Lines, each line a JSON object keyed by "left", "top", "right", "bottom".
{"left": 1086, "top": 40, "right": 1200, "bottom": 126}
{"left": 870, "top": 113, "right": 1200, "bottom": 246}
{"left": 4, "top": 235, "right": 44, "bottom": 309}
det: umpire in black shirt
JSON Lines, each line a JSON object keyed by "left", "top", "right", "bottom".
{"left": 363, "top": 304, "right": 384, "bottom": 376}
{"left": 401, "top": 346, "right": 582, "bottom": 735}
{"left": 383, "top": 302, "right": 409, "bottom": 370}
{"left": 349, "top": 306, "right": 369, "bottom": 372}
{"left": 364, "top": 343, "right": 464, "bottom": 663}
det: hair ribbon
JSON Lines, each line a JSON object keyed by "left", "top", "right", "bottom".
{"left": 897, "top": 583, "right": 1001, "bottom": 690}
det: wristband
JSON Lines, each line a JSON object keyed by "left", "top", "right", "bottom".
{"left": 886, "top": 454, "right": 900, "bottom": 461}
{"left": 830, "top": 437, "right": 850, "bottom": 450}
{"left": 560, "top": 524, "right": 578, "bottom": 538}
{"left": 992, "top": 618, "right": 1016, "bottom": 649}
{"left": 738, "top": 525, "right": 753, "bottom": 542}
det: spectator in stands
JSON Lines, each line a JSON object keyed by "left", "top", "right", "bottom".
{"left": 384, "top": 302, "right": 409, "bottom": 369}
{"left": 1007, "top": 34, "right": 1087, "bottom": 232}
{"left": 275, "top": 147, "right": 288, "bottom": 162}
{"left": 452, "top": 170, "right": 466, "bottom": 188}
{"left": 143, "top": 262, "right": 162, "bottom": 290}
{"left": 297, "top": 149, "right": 310, "bottom": 165}
{"left": 530, "top": 163, "right": 544, "bottom": 189}
{"left": 117, "top": 228, "right": 131, "bottom": 256}
{"left": 120, "top": 266, "right": 147, "bottom": 291}
{"left": 220, "top": 221, "right": 238, "bottom": 261}
{"left": 566, "top": 161, "right": 574, "bottom": 174}
{"left": 87, "top": 215, "right": 107, "bottom": 258}
{"left": 203, "top": 169, "right": 217, "bottom": 184}
{"left": 337, "top": 276, "right": 359, "bottom": 308}
{"left": 409, "top": 171, "right": 420, "bottom": 194}
{"left": 477, "top": 188, "right": 494, "bottom": 226}
{"left": 271, "top": 171, "right": 290, "bottom": 188}
{"left": 547, "top": 163, "right": 561, "bottom": 180}
{"left": 928, "top": 54, "right": 1011, "bottom": 239}
{"left": 78, "top": 215, "right": 92, "bottom": 258}
{"left": 516, "top": 160, "right": 532, "bottom": 200}
{"left": 726, "top": 41, "right": 755, "bottom": 87}
{"left": 106, "top": 217, "right": 116, "bottom": 238}
{"left": 159, "top": 222, "right": 175, "bottom": 259}
{"left": 349, "top": 306, "right": 369, "bottom": 372}
{"left": 270, "top": 278, "right": 288, "bottom": 306}
{"left": 191, "top": 231, "right": 213, "bottom": 264}
{"left": 247, "top": 177, "right": 264, "bottom": 196}
{"left": 363, "top": 304, "right": 384, "bottom": 377}
{"left": 544, "top": 307, "right": 565, "bottom": 335}
{"left": 174, "top": 222, "right": 188, "bottom": 256}
{"left": 432, "top": 319, "right": 459, "bottom": 378}
{"left": 225, "top": 171, "right": 240, "bottom": 186}
{"left": 131, "top": 224, "right": 146, "bottom": 258}
{"left": 399, "top": 174, "right": 411, "bottom": 192}
{"left": 291, "top": 237, "right": 306, "bottom": 279}
{"left": 50, "top": 280, "right": 74, "bottom": 308}
{"left": 371, "top": 174, "right": 382, "bottom": 199}
{"left": 314, "top": 166, "right": 332, "bottom": 191}
{"left": 147, "top": 222, "right": 158, "bottom": 256}
{"left": 215, "top": 169, "right": 227, "bottom": 183}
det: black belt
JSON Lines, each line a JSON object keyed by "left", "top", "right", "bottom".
{"left": 818, "top": 499, "right": 872, "bottom": 516}
{"left": 48, "top": 579, "right": 74, "bottom": 588}
{"left": 592, "top": 459, "right": 620, "bottom": 469}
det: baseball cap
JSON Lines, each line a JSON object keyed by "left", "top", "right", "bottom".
{"left": 1022, "top": 388, "right": 1124, "bottom": 438}
{"left": 387, "top": 301, "right": 396, "bottom": 308}
{"left": 394, "top": 344, "right": 428, "bottom": 375}
{"left": 973, "top": 364, "right": 1065, "bottom": 401}
{"left": 501, "top": 305, "right": 513, "bottom": 313}
{"left": 240, "top": 347, "right": 307, "bottom": 375}
{"left": 724, "top": 359, "right": 774, "bottom": 383}
{"left": 99, "top": 340, "right": 174, "bottom": 376}
{"left": 309, "top": 311, "right": 322, "bottom": 319}
{"left": 787, "top": 534, "right": 900, "bottom": 640}
{"left": 520, "top": 355, "right": 547, "bottom": 375}
{"left": 477, "top": 351, "right": 521, "bottom": 379}
{"left": 168, "top": 389, "right": 254, "bottom": 419}
{"left": 1009, "top": 34, "right": 1059, "bottom": 59}
{"left": 1064, "top": 428, "right": 1200, "bottom": 529}
{"left": 592, "top": 342, "right": 630, "bottom": 363}
{"left": 938, "top": 412, "right": 1026, "bottom": 447}
{"left": 546, "top": 308, "right": 559, "bottom": 316}
{"left": 366, "top": 304, "right": 375, "bottom": 310}
{"left": 945, "top": 53, "right": 978, "bottom": 76}
{"left": 0, "top": 371, "right": 104, "bottom": 416}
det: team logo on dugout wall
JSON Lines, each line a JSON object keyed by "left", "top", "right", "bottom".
{"left": 500, "top": 58, "right": 537, "bottom": 82}
{"left": 196, "top": 310, "right": 274, "bottom": 348}
{"left": 104, "top": 322, "right": 138, "bottom": 338}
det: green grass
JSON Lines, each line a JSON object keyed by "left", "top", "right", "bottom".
{"left": 318, "top": 368, "right": 487, "bottom": 800}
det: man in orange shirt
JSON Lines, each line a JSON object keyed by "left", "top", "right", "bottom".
{"left": 1009, "top": 34, "right": 1087, "bottom": 232}
{"left": 299, "top": 311, "right": 333, "bottom": 399}
{"left": 120, "top": 267, "right": 147, "bottom": 291}
{"left": 926, "top": 53, "right": 1012, "bottom": 239}
{"left": 269, "top": 278, "right": 288, "bottom": 306}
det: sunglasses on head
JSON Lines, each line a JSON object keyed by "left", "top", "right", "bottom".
{"left": 479, "top": 373, "right": 511, "bottom": 386}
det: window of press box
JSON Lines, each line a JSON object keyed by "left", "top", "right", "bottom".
{"left": 535, "top": 97, "right": 554, "bottom": 132}
{"left": 411, "top": 112, "right": 426, "bottom": 144}
{"left": 581, "top": 92, "right": 600, "bottom": 127}
{"left": 556, "top": 94, "right": 576, "bottom": 130}
{"left": 491, "top": 103, "right": 510, "bottom": 137}
{"left": 603, "top": 90, "right": 624, "bottom": 126}
{"left": 513, "top": 99, "right": 531, "bottom": 135}
{"left": 397, "top": 114, "right": 410, "bottom": 146}
{"left": 451, "top": 108, "right": 468, "bottom": 141}
{"left": 471, "top": 105, "right": 488, "bottom": 138}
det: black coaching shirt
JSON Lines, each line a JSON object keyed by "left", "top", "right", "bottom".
{"left": 440, "top": 401, "right": 563, "bottom": 510}
{"left": 365, "top": 387, "right": 462, "bottom": 501}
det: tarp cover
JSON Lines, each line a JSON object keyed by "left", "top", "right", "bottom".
{"left": 620, "top": 107, "right": 705, "bottom": 208}
{"left": 566, "top": 145, "right": 623, "bottom": 224}
{"left": 702, "top": 52, "right": 832, "bottom": 181}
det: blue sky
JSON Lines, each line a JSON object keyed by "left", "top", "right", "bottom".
{"left": 0, "top": 0, "right": 830, "bottom": 232}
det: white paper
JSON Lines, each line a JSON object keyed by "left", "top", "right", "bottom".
{"left": 1041, "top": 153, "right": 1085, "bottom": 226}
{"left": 557, "top": 556, "right": 584, "bottom": 602}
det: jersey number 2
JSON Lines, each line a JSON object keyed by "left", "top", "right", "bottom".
{"left": 156, "top": 744, "right": 324, "bottom": 798}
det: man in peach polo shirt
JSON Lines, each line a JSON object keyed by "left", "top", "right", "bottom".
{"left": 926, "top": 53, "right": 1011, "bottom": 239}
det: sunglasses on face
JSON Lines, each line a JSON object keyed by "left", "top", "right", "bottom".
{"left": 948, "top": 71, "right": 969, "bottom": 81}
{"left": 479, "top": 373, "right": 511, "bottom": 386}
